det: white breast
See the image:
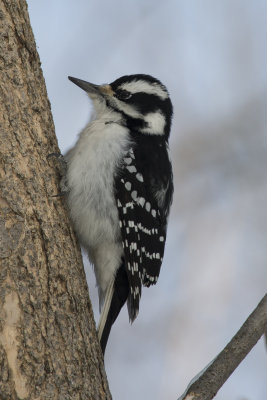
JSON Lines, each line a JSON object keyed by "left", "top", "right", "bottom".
{"left": 65, "top": 119, "right": 130, "bottom": 252}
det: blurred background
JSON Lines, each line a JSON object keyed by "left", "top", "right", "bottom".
{"left": 27, "top": 1, "right": 267, "bottom": 399}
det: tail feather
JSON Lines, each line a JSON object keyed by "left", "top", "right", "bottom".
{"left": 97, "top": 263, "right": 129, "bottom": 354}
{"left": 97, "top": 280, "right": 114, "bottom": 343}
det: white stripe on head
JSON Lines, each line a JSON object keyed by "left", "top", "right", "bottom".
{"left": 111, "top": 97, "right": 142, "bottom": 119}
{"left": 119, "top": 80, "right": 168, "bottom": 100}
{"left": 140, "top": 111, "right": 166, "bottom": 135}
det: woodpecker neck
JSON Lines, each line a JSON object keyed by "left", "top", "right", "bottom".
{"left": 90, "top": 99, "right": 124, "bottom": 126}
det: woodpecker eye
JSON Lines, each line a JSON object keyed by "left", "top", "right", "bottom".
{"left": 116, "top": 89, "right": 132, "bottom": 101}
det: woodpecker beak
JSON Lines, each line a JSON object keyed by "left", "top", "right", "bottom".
{"left": 68, "top": 76, "right": 114, "bottom": 98}
{"left": 68, "top": 76, "right": 100, "bottom": 95}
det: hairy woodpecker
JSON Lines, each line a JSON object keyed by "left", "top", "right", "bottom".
{"left": 63, "top": 74, "right": 173, "bottom": 354}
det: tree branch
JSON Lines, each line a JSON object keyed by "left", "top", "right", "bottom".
{"left": 178, "top": 293, "right": 267, "bottom": 400}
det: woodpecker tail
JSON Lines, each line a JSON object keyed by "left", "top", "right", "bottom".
{"left": 97, "top": 263, "right": 129, "bottom": 354}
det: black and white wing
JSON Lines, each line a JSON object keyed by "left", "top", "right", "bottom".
{"left": 115, "top": 143, "right": 173, "bottom": 321}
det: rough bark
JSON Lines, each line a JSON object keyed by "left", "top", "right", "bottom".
{"left": 0, "top": 1, "right": 111, "bottom": 399}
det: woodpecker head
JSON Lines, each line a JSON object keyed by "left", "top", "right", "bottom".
{"left": 68, "top": 74, "right": 173, "bottom": 139}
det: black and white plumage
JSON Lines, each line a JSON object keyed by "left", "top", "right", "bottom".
{"left": 64, "top": 74, "right": 173, "bottom": 354}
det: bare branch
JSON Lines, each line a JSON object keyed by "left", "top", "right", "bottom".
{"left": 178, "top": 294, "right": 267, "bottom": 400}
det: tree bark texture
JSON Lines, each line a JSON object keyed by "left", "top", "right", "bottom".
{"left": 0, "top": 1, "right": 111, "bottom": 399}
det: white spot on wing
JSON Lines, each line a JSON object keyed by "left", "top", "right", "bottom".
{"left": 124, "top": 157, "right": 132, "bottom": 165}
{"left": 131, "top": 190, "right": 138, "bottom": 200}
{"left": 136, "top": 173, "right": 144, "bottom": 182}
{"left": 138, "top": 197, "right": 145, "bottom": 207}
{"left": 127, "top": 165, "right": 137, "bottom": 173}
{"left": 129, "top": 148, "right": 135, "bottom": 158}
{"left": 146, "top": 202, "right": 151, "bottom": 212}
{"left": 125, "top": 181, "right": 131, "bottom": 191}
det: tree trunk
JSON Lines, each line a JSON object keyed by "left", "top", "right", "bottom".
{"left": 0, "top": 1, "right": 111, "bottom": 399}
